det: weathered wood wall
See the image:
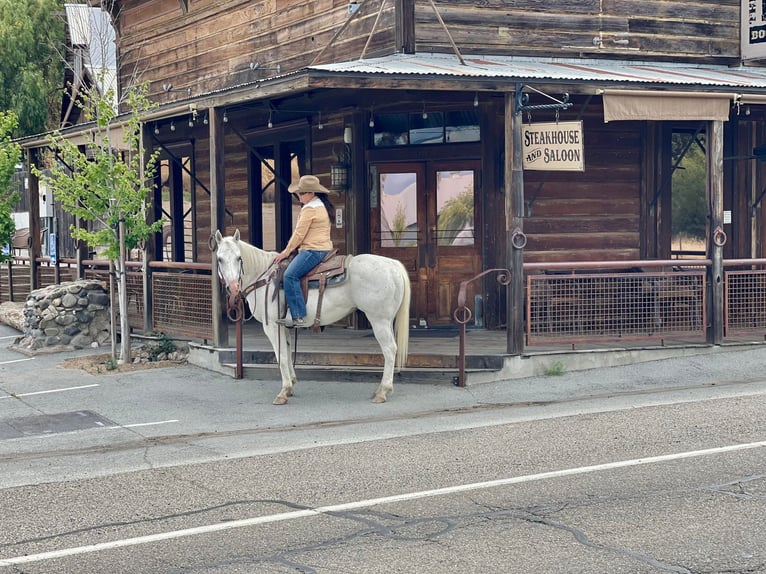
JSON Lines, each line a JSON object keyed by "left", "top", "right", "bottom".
{"left": 116, "top": 0, "right": 396, "bottom": 104}
{"left": 523, "top": 101, "right": 642, "bottom": 263}
{"left": 417, "top": 0, "right": 740, "bottom": 64}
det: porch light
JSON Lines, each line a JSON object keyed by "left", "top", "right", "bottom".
{"left": 331, "top": 145, "right": 351, "bottom": 191}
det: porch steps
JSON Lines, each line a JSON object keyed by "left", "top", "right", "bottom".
{"left": 190, "top": 345, "right": 506, "bottom": 385}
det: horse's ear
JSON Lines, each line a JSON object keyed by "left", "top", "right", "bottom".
{"left": 212, "top": 229, "right": 223, "bottom": 251}
{"left": 233, "top": 229, "right": 240, "bottom": 242}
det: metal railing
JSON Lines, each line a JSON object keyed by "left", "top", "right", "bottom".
{"left": 524, "top": 259, "right": 709, "bottom": 346}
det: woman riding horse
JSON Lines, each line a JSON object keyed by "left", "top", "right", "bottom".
{"left": 273, "top": 175, "right": 336, "bottom": 328}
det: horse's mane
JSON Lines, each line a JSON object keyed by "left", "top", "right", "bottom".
{"left": 237, "top": 238, "right": 277, "bottom": 280}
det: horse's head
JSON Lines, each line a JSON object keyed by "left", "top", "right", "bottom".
{"left": 213, "top": 229, "right": 243, "bottom": 308}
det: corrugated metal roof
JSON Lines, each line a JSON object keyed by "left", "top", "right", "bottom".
{"left": 310, "top": 53, "right": 766, "bottom": 92}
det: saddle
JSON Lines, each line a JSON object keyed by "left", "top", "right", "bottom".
{"left": 275, "top": 250, "right": 350, "bottom": 331}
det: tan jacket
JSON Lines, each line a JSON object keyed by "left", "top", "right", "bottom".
{"left": 281, "top": 200, "right": 333, "bottom": 255}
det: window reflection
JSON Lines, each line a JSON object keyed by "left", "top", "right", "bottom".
{"left": 436, "top": 170, "right": 474, "bottom": 246}
{"left": 379, "top": 172, "right": 418, "bottom": 247}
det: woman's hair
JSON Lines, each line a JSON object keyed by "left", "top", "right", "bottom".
{"left": 316, "top": 193, "right": 334, "bottom": 220}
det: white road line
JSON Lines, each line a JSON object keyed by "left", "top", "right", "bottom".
{"left": 0, "top": 358, "right": 34, "bottom": 365}
{"left": 1, "top": 439, "right": 765, "bottom": 567}
{"left": 0, "top": 335, "right": 20, "bottom": 340}
{"left": 0, "top": 384, "right": 99, "bottom": 399}
{"left": 109, "top": 420, "right": 180, "bottom": 429}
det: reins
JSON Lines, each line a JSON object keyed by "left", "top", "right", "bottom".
{"left": 219, "top": 257, "right": 299, "bottom": 367}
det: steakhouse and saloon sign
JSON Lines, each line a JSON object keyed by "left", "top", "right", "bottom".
{"left": 522, "top": 121, "right": 584, "bottom": 172}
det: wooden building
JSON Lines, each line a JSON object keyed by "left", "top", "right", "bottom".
{"left": 16, "top": 0, "right": 766, "bottom": 353}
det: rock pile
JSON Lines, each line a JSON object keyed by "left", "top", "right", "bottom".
{"left": 16, "top": 280, "right": 111, "bottom": 352}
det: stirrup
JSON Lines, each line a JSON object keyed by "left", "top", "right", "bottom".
{"left": 276, "top": 316, "right": 305, "bottom": 328}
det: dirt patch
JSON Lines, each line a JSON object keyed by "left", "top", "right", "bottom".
{"left": 60, "top": 351, "right": 188, "bottom": 375}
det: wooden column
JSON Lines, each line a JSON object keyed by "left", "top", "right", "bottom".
{"left": 505, "top": 89, "right": 525, "bottom": 355}
{"left": 141, "top": 122, "right": 155, "bottom": 333}
{"left": 708, "top": 119, "right": 725, "bottom": 345}
{"left": 209, "top": 107, "right": 228, "bottom": 347}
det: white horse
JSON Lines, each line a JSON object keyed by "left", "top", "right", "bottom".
{"left": 213, "top": 230, "right": 411, "bottom": 404}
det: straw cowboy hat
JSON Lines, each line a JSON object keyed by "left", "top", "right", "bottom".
{"left": 288, "top": 175, "right": 336, "bottom": 196}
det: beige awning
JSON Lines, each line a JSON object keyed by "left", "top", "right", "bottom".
{"left": 602, "top": 89, "right": 734, "bottom": 122}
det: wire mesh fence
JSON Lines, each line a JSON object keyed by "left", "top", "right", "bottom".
{"left": 527, "top": 269, "right": 706, "bottom": 344}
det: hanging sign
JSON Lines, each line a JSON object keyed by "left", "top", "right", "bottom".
{"left": 522, "top": 121, "right": 584, "bottom": 172}
{"left": 743, "top": 0, "right": 766, "bottom": 60}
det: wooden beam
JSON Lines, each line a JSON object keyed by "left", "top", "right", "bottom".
{"left": 209, "top": 107, "right": 228, "bottom": 347}
{"left": 506, "top": 90, "right": 524, "bottom": 355}
{"left": 708, "top": 119, "right": 725, "bottom": 345}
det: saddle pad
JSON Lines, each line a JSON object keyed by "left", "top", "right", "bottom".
{"left": 306, "top": 272, "right": 347, "bottom": 290}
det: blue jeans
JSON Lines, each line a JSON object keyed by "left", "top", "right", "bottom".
{"left": 283, "top": 250, "right": 328, "bottom": 319}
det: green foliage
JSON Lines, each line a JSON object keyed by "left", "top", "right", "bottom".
{"left": 0, "top": 0, "right": 66, "bottom": 136}
{"left": 437, "top": 188, "right": 474, "bottom": 246}
{"left": 148, "top": 332, "right": 176, "bottom": 359}
{"left": 543, "top": 361, "right": 566, "bottom": 376}
{"left": 0, "top": 111, "right": 21, "bottom": 261}
{"left": 32, "top": 82, "right": 164, "bottom": 260}
{"left": 391, "top": 202, "right": 407, "bottom": 246}
{"left": 672, "top": 133, "right": 707, "bottom": 240}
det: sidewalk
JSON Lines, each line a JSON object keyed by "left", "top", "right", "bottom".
{"left": 186, "top": 321, "right": 766, "bottom": 385}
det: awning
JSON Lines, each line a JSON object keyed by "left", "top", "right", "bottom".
{"left": 310, "top": 53, "right": 766, "bottom": 92}
{"left": 310, "top": 53, "right": 766, "bottom": 122}
{"left": 601, "top": 89, "right": 734, "bottom": 122}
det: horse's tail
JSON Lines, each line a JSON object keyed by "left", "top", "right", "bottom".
{"left": 394, "top": 260, "right": 411, "bottom": 369}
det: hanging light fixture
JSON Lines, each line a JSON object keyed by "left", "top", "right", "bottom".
{"left": 170, "top": 121, "right": 175, "bottom": 132}
{"left": 223, "top": 111, "right": 228, "bottom": 123}
{"left": 422, "top": 103, "right": 428, "bottom": 120}
{"left": 317, "top": 112, "right": 323, "bottom": 130}
{"left": 188, "top": 115, "right": 194, "bottom": 127}
{"left": 203, "top": 112, "right": 209, "bottom": 125}
{"left": 473, "top": 92, "right": 479, "bottom": 107}
{"left": 368, "top": 110, "right": 375, "bottom": 128}
{"left": 267, "top": 110, "right": 273, "bottom": 129}
{"left": 330, "top": 144, "right": 351, "bottom": 192}
{"left": 154, "top": 123, "right": 159, "bottom": 135}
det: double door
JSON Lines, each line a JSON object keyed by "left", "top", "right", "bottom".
{"left": 370, "top": 161, "right": 482, "bottom": 327}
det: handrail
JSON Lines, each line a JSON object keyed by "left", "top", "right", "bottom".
{"left": 453, "top": 268, "right": 511, "bottom": 388}
{"left": 523, "top": 258, "right": 711, "bottom": 272}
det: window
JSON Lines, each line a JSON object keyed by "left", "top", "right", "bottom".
{"left": 373, "top": 110, "right": 480, "bottom": 147}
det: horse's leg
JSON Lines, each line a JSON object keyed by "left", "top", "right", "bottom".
{"left": 367, "top": 316, "right": 397, "bottom": 403}
{"left": 261, "top": 322, "right": 297, "bottom": 405}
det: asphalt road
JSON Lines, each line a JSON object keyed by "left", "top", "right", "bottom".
{"left": 1, "top": 323, "right": 766, "bottom": 573}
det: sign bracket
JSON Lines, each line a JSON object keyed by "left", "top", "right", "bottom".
{"left": 514, "top": 84, "right": 573, "bottom": 116}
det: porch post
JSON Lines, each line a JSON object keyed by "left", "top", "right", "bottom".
{"left": 505, "top": 88, "right": 525, "bottom": 355}
{"left": 209, "top": 107, "right": 228, "bottom": 347}
{"left": 26, "top": 149, "right": 41, "bottom": 290}
{"left": 140, "top": 122, "right": 155, "bottom": 333}
{"left": 708, "top": 119, "right": 725, "bottom": 345}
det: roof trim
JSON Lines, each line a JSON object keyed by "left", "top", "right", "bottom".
{"left": 309, "top": 53, "right": 766, "bottom": 94}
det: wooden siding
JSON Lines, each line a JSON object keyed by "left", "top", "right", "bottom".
{"left": 523, "top": 112, "right": 643, "bottom": 263}
{"left": 116, "top": 0, "right": 396, "bottom": 104}
{"left": 416, "top": 0, "right": 740, "bottom": 64}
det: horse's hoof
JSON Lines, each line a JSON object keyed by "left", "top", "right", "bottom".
{"left": 273, "top": 396, "right": 288, "bottom": 405}
{"left": 372, "top": 395, "right": 387, "bottom": 403}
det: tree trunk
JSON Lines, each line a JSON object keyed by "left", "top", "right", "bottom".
{"left": 117, "top": 219, "right": 130, "bottom": 363}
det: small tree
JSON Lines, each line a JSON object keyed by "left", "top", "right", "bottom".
{"left": 33, "top": 82, "right": 162, "bottom": 363}
{"left": 0, "top": 111, "right": 22, "bottom": 261}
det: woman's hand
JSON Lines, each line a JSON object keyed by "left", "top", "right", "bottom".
{"left": 274, "top": 252, "right": 287, "bottom": 264}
